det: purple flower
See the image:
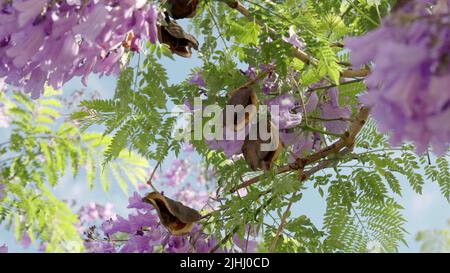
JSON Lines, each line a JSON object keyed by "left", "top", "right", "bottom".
{"left": 281, "top": 131, "right": 314, "bottom": 161}
{"left": 182, "top": 142, "right": 195, "bottom": 153}
{"left": 102, "top": 216, "right": 132, "bottom": 235}
{"left": 146, "top": 4, "right": 159, "bottom": 44}
{"left": 0, "top": 1, "right": 159, "bottom": 98}
{"left": 189, "top": 71, "right": 205, "bottom": 87}
{"left": 245, "top": 66, "right": 258, "bottom": 79}
{"left": 85, "top": 241, "right": 116, "bottom": 253}
{"left": 283, "top": 26, "right": 305, "bottom": 49}
{"left": 13, "top": 0, "right": 47, "bottom": 28}
{"left": 345, "top": 0, "right": 450, "bottom": 155}
{"left": 0, "top": 244, "right": 7, "bottom": 253}
{"left": 207, "top": 137, "right": 245, "bottom": 158}
{"left": 21, "top": 232, "right": 31, "bottom": 249}
{"left": 166, "top": 236, "right": 190, "bottom": 253}
{"left": 127, "top": 192, "right": 152, "bottom": 210}
{"left": 267, "top": 93, "right": 302, "bottom": 129}
{"left": 319, "top": 88, "right": 351, "bottom": 134}
{"left": 163, "top": 159, "right": 190, "bottom": 187}
{"left": 176, "top": 186, "right": 210, "bottom": 210}
{"left": 120, "top": 235, "right": 153, "bottom": 253}
{"left": 0, "top": 183, "right": 5, "bottom": 200}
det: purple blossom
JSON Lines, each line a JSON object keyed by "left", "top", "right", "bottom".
{"left": 281, "top": 131, "right": 314, "bottom": 161}
{"left": 175, "top": 186, "right": 210, "bottom": 210}
{"left": 78, "top": 202, "right": 116, "bottom": 224}
{"left": 38, "top": 243, "right": 47, "bottom": 252}
{"left": 283, "top": 26, "right": 305, "bottom": 49}
{"left": 319, "top": 88, "right": 351, "bottom": 134}
{"left": 267, "top": 93, "right": 303, "bottom": 129}
{"left": 166, "top": 236, "right": 190, "bottom": 253}
{"left": 163, "top": 159, "right": 190, "bottom": 187}
{"left": 205, "top": 120, "right": 251, "bottom": 158}
{"left": 237, "top": 187, "right": 248, "bottom": 198}
{"left": 0, "top": 1, "right": 159, "bottom": 98}
{"left": 127, "top": 192, "right": 152, "bottom": 210}
{"left": 262, "top": 72, "right": 279, "bottom": 94}
{"left": 85, "top": 241, "right": 116, "bottom": 253}
{"left": 189, "top": 71, "right": 205, "bottom": 87}
{"left": 120, "top": 235, "right": 153, "bottom": 253}
{"left": 84, "top": 187, "right": 258, "bottom": 253}
{"left": 182, "top": 142, "right": 195, "bottom": 153}
{"left": 0, "top": 244, "right": 7, "bottom": 253}
{"left": 244, "top": 66, "right": 258, "bottom": 79}
{"left": 102, "top": 216, "right": 133, "bottom": 235}
{"left": 21, "top": 232, "right": 31, "bottom": 249}
{"left": 345, "top": 0, "right": 450, "bottom": 155}
{"left": 0, "top": 183, "right": 5, "bottom": 199}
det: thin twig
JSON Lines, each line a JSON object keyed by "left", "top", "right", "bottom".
{"left": 269, "top": 191, "right": 298, "bottom": 252}
{"left": 146, "top": 160, "right": 162, "bottom": 193}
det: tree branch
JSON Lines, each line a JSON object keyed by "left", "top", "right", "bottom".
{"left": 230, "top": 107, "right": 370, "bottom": 193}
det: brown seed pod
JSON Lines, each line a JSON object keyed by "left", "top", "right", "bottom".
{"left": 158, "top": 21, "right": 199, "bottom": 58}
{"left": 242, "top": 120, "right": 282, "bottom": 171}
{"left": 167, "top": 0, "right": 200, "bottom": 19}
{"left": 223, "top": 87, "right": 259, "bottom": 132}
{"left": 142, "top": 192, "right": 202, "bottom": 236}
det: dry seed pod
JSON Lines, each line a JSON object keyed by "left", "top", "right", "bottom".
{"left": 167, "top": 0, "right": 200, "bottom": 19}
{"left": 242, "top": 121, "right": 282, "bottom": 171}
{"left": 223, "top": 87, "right": 259, "bottom": 132}
{"left": 142, "top": 192, "right": 201, "bottom": 235}
{"left": 158, "top": 21, "right": 199, "bottom": 58}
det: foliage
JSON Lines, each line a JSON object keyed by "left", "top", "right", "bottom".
{"left": 416, "top": 220, "right": 450, "bottom": 253}
{"left": 0, "top": 0, "right": 449, "bottom": 253}
{"left": 0, "top": 89, "right": 149, "bottom": 252}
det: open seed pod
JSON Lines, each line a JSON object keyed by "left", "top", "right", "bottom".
{"left": 242, "top": 120, "right": 282, "bottom": 171}
{"left": 166, "top": 0, "right": 200, "bottom": 19}
{"left": 223, "top": 87, "right": 259, "bottom": 132}
{"left": 142, "top": 192, "right": 202, "bottom": 236}
{"left": 158, "top": 21, "right": 199, "bottom": 58}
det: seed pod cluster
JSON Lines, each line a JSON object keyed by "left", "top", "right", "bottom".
{"left": 159, "top": 1, "right": 201, "bottom": 58}
{"left": 223, "top": 87, "right": 282, "bottom": 171}
{"left": 142, "top": 192, "right": 201, "bottom": 235}
{"left": 223, "top": 87, "right": 259, "bottom": 132}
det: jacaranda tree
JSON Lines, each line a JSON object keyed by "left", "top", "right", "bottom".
{"left": 0, "top": 0, "right": 449, "bottom": 253}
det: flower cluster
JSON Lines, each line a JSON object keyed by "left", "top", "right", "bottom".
{"left": 83, "top": 191, "right": 257, "bottom": 253}
{"left": 345, "top": 0, "right": 450, "bottom": 155}
{"left": 77, "top": 202, "right": 116, "bottom": 233}
{"left": 0, "top": 0, "right": 158, "bottom": 98}
{"left": 80, "top": 150, "right": 256, "bottom": 253}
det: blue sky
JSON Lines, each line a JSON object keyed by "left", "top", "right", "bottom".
{"left": 1, "top": 29, "right": 449, "bottom": 253}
